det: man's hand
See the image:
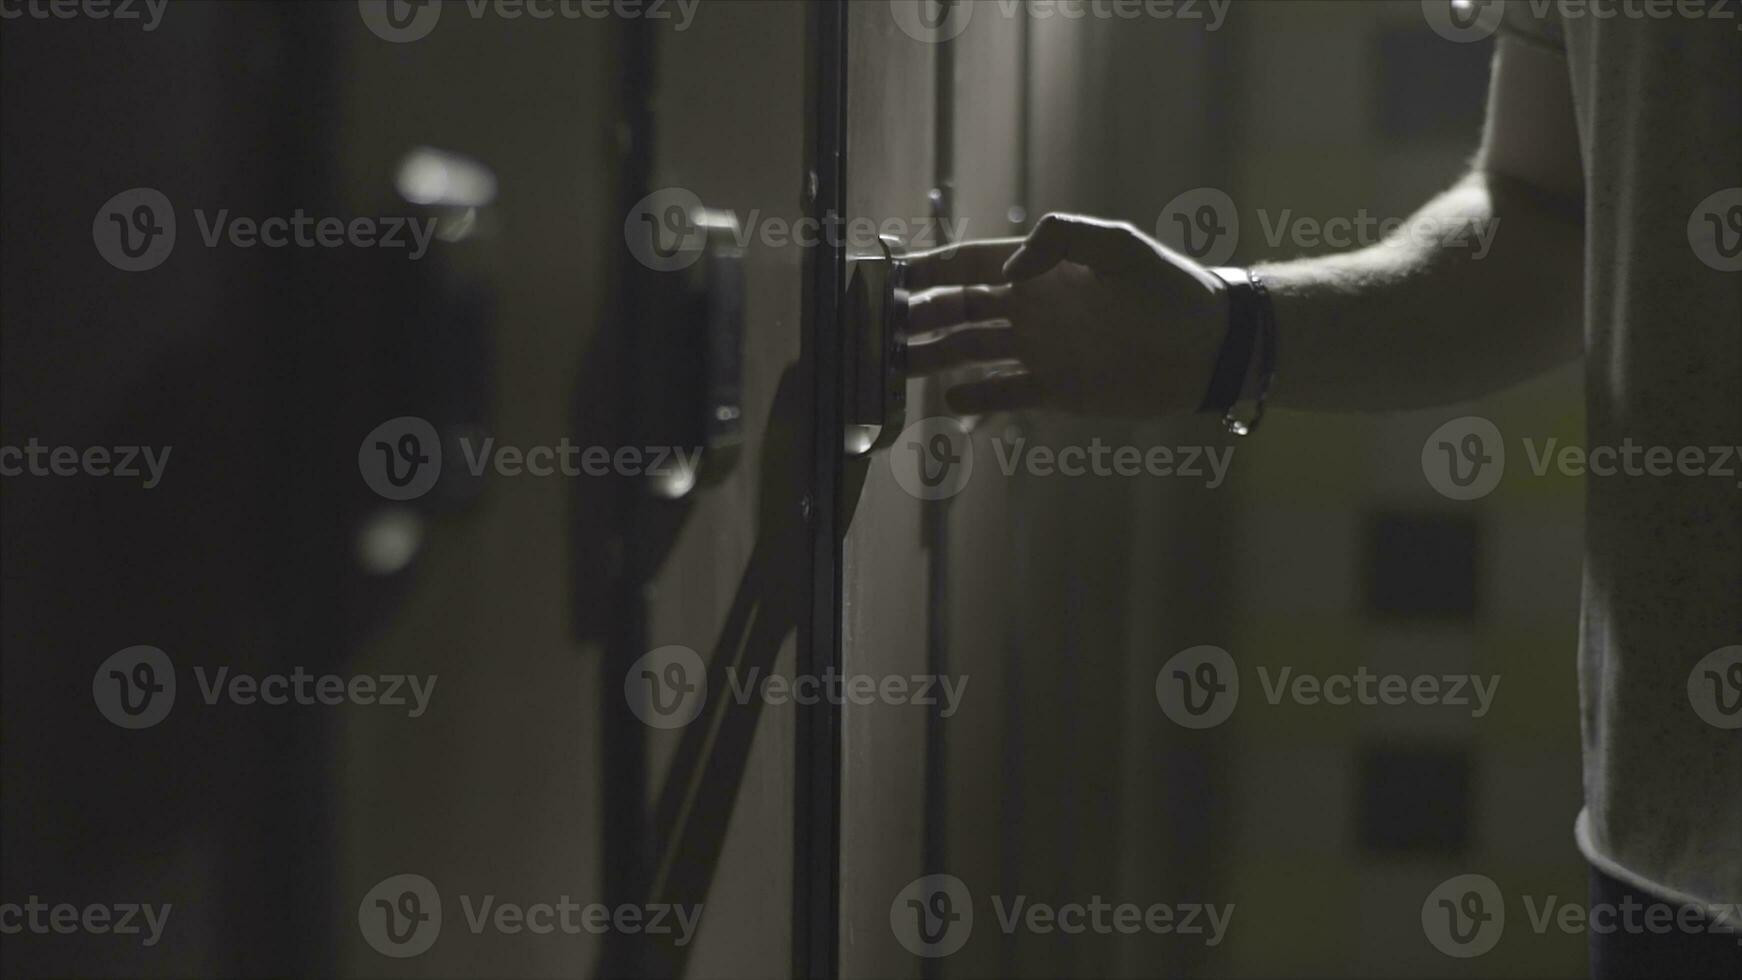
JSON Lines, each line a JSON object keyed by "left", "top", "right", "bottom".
{"left": 904, "top": 213, "right": 1230, "bottom": 418}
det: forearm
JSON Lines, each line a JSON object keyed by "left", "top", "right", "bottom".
{"left": 1258, "top": 170, "right": 1584, "bottom": 413}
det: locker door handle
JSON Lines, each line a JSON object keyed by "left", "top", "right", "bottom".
{"left": 843, "top": 236, "right": 909, "bottom": 455}
{"left": 645, "top": 209, "right": 744, "bottom": 499}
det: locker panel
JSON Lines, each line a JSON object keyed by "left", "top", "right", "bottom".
{"left": 838, "top": 2, "right": 938, "bottom": 978}
{"left": 935, "top": 9, "right": 1028, "bottom": 980}
{"left": 333, "top": 11, "right": 622, "bottom": 979}
{"left": 630, "top": 2, "right": 812, "bottom": 978}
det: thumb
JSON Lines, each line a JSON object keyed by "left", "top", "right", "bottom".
{"left": 1003, "top": 213, "right": 1147, "bottom": 281}
{"left": 1002, "top": 213, "right": 1069, "bottom": 282}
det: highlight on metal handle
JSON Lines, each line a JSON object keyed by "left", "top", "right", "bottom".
{"left": 843, "top": 235, "right": 909, "bottom": 456}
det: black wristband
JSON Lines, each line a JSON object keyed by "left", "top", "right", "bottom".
{"left": 1199, "top": 268, "right": 1255, "bottom": 416}
{"left": 1199, "top": 267, "right": 1277, "bottom": 436}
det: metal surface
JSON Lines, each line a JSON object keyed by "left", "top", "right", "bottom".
{"left": 843, "top": 236, "right": 911, "bottom": 455}
{"left": 798, "top": 4, "right": 848, "bottom": 978}
{"left": 644, "top": 208, "right": 746, "bottom": 500}
{"left": 839, "top": 3, "right": 938, "bottom": 975}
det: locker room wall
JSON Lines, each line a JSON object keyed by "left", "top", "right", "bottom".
{"left": 987, "top": 11, "right": 1240, "bottom": 979}
{"left": 877, "top": 3, "right": 1585, "bottom": 978}
{"left": 1091, "top": 4, "right": 1588, "bottom": 978}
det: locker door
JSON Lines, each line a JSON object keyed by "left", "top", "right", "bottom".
{"left": 608, "top": 3, "right": 818, "bottom": 978}
{"left": 837, "top": 2, "right": 939, "bottom": 978}
{"left": 339, "top": 3, "right": 821, "bottom": 977}
{"left": 836, "top": 7, "right": 1168, "bottom": 979}
{"left": 334, "top": 9, "right": 627, "bottom": 979}
{"left": 932, "top": 11, "right": 1029, "bottom": 980}
{"left": 834, "top": 4, "right": 1035, "bottom": 977}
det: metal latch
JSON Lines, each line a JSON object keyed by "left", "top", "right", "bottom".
{"left": 643, "top": 208, "right": 744, "bottom": 499}
{"left": 843, "top": 236, "right": 909, "bottom": 455}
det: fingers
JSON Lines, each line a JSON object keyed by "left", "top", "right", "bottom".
{"left": 1003, "top": 213, "right": 1149, "bottom": 281}
{"left": 906, "top": 238, "right": 1024, "bottom": 290}
{"left": 907, "top": 323, "right": 1018, "bottom": 375}
{"left": 906, "top": 283, "right": 1014, "bottom": 335}
{"left": 946, "top": 372, "right": 1045, "bottom": 414}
